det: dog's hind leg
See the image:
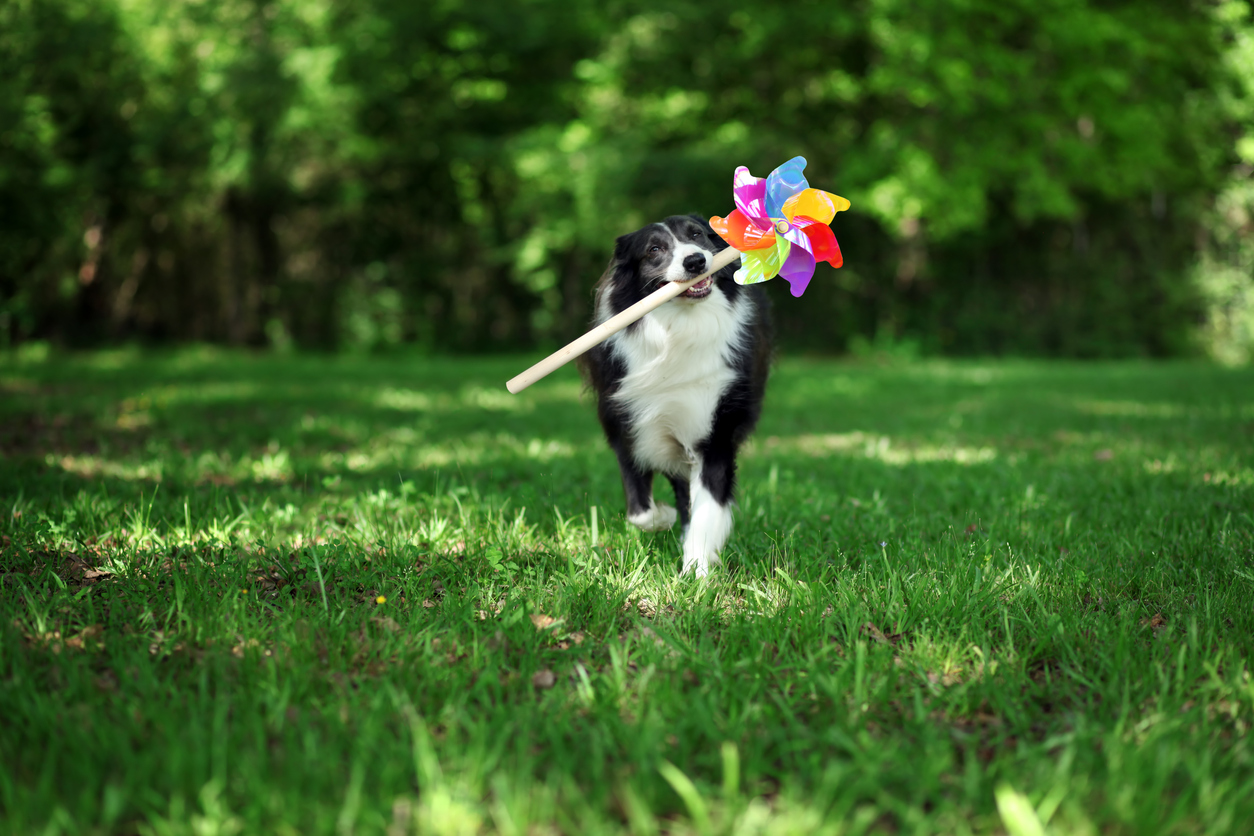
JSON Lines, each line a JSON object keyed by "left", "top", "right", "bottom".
{"left": 615, "top": 449, "right": 677, "bottom": 532}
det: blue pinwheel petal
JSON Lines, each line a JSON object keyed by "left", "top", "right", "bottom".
{"left": 764, "top": 156, "right": 809, "bottom": 221}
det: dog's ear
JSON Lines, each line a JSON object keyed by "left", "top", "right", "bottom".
{"left": 613, "top": 230, "right": 639, "bottom": 264}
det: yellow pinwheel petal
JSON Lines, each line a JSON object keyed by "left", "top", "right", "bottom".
{"left": 781, "top": 189, "right": 851, "bottom": 224}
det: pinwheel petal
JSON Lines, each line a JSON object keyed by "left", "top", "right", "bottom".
{"left": 778, "top": 248, "right": 816, "bottom": 297}
{"left": 776, "top": 224, "right": 816, "bottom": 297}
{"left": 764, "top": 156, "right": 809, "bottom": 221}
{"left": 710, "top": 210, "right": 775, "bottom": 251}
{"left": 732, "top": 167, "right": 770, "bottom": 228}
{"left": 733, "top": 250, "right": 770, "bottom": 285}
{"left": 781, "top": 189, "right": 851, "bottom": 225}
{"left": 794, "top": 217, "right": 843, "bottom": 267}
{"left": 734, "top": 238, "right": 790, "bottom": 285}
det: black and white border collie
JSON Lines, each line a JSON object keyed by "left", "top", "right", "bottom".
{"left": 582, "top": 215, "right": 771, "bottom": 576}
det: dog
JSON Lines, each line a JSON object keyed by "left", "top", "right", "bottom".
{"left": 581, "top": 214, "right": 772, "bottom": 576}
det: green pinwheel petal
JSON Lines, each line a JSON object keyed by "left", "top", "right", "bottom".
{"left": 734, "top": 237, "right": 791, "bottom": 285}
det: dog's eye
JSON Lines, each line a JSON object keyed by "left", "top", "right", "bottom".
{"left": 649, "top": 246, "right": 661, "bottom": 254}
{"left": 691, "top": 230, "right": 704, "bottom": 239}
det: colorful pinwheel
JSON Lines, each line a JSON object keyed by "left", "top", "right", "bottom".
{"left": 709, "top": 156, "right": 849, "bottom": 297}
{"left": 507, "top": 157, "right": 851, "bottom": 393}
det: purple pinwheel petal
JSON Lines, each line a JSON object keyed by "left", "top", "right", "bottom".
{"left": 733, "top": 167, "right": 770, "bottom": 229}
{"left": 777, "top": 233, "right": 816, "bottom": 297}
{"left": 765, "top": 157, "right": 809, "bottom": 221}
{"left": 772, "top": 210, "right": 822, "bottom": 295}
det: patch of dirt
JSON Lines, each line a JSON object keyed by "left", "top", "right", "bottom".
{"left": 860, "top": 621, "right": 907, "bottom": 646}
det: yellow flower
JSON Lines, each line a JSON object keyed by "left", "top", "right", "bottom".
{"left": 376, "top": 595, "right": 387, "bottom": 605}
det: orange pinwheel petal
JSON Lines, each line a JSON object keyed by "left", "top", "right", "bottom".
{"left": 709, "top": 209, "right": 775, "bottom": 251}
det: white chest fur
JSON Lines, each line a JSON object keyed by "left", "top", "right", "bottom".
{"left": 607, "top": 288, "right": 749, "bottom": 474}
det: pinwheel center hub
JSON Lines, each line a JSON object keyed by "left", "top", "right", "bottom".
{"left": 774, "top": 219, "right": 790, "bottom": 235}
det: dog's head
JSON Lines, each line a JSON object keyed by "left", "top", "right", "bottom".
{"left": 608, "top": 214, "right": 731, "bottom": 304}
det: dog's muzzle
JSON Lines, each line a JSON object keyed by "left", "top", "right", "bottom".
{"left": 680, "top": 253, "right": 712, "bottom": 298}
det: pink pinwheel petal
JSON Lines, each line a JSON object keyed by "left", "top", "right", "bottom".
{"left": 733, "top": 167, "right": 771, "bottom": 229}
{"left": 765, "top": 156, "right": 809, "bottom": 221}
{"left": 776, "top": 216, "right": 814, "bottom": 258}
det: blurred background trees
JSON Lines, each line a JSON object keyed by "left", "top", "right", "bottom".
{"left": 3, "top": 0, "right": 1254, "bottom": 359}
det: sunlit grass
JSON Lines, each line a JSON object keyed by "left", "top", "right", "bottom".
{"left": 1, "top": 350, "right": 1252, "bottom": 834}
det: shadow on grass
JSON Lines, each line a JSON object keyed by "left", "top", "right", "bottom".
{"left": 2, "top": 351, "right": 1253, "bottom": 833}
{"left": 2, "top": 350, "right": 1250, "bottom": 588}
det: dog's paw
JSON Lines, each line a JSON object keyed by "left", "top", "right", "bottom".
{"left": 680, "top": 551, "right": 722, "bottom": 578}
{"left": 628, "top": 503, "right": 677, "bottom": 532}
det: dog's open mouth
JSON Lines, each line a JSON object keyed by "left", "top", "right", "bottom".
{"left": 681, "top": 276, "right": 713, "bottom": 299}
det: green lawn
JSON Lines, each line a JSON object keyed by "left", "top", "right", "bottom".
{"left": 2, "top": 349, "right": 1252, "bottom": 835}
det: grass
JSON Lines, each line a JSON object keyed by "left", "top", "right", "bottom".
{"left": 1, "top": 347, "right": 1253, "bottom": 835}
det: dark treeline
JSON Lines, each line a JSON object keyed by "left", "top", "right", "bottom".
{"left": 3, "top": 0, "right": 1254, "bottom": 358}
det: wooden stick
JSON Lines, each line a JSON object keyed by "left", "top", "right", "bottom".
{"left": 506, "top": 246, "right": 742, "bottom": 394}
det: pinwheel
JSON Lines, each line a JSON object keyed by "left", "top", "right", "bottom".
{"left": 507, "top": 158, "right": 850, "bottom": 393}
{"left": 709, "top": 156, "right": 849, "bottom": 297}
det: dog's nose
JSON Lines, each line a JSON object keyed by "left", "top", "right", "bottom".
{"left": 682, "top": 253, "right": 707, "bottom": 274}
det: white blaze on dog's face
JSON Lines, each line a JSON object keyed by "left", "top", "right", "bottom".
{"left": 638, "top": 217, "right": 716, "bottom": 300}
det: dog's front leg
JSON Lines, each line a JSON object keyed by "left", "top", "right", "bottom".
{"left": 665, "top": 473, "right": 692, "bottom": 533}
{"left": 681, "top": 454, "right": 735, "bottom": 577}
{"left": 614, "top": 448, "right": 676, "bottom": 532}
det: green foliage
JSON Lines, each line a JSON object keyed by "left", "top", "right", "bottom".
{"left": 1194, "top": 1, "right": 1254, "bottom": 364}
{"left": 2, "top": 352, "right": 1253, "bottom": 832}
{"left": 1, "top": 0, "right": 1252, "bottom": 355}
